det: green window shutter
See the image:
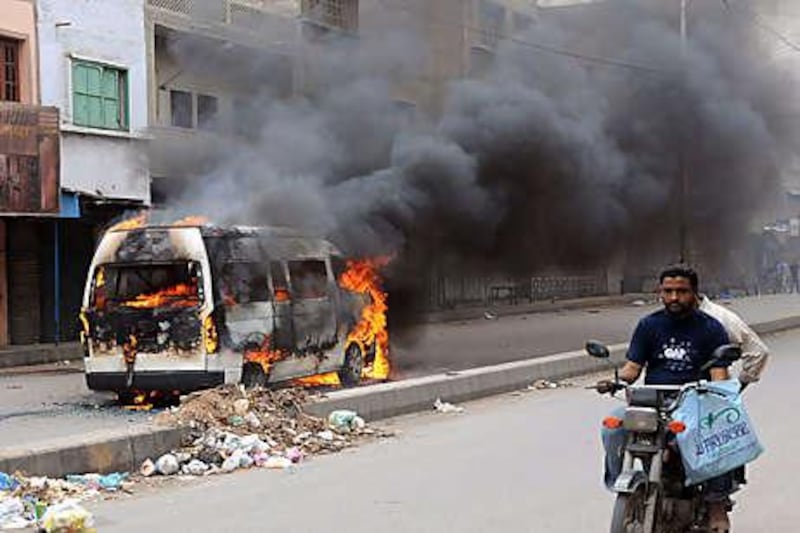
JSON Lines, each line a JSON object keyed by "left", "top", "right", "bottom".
{"left": 104, "top": 99, "right": 120, "bottom": 129}
{"left": 87, "top": 95, "right": 103, "bottom": 127}
{"left": 72, "top": 63, "right": 88, "bottom": 92}
{"left": 71, "top": 60, "right": 128, "bottom": 130}
{"left": 102, "top": 69, "right": 118, "bottom": 98}
{"left": 86, "top": 66, "right": 102, "bottom": 98}
{"left": 72, "top": 63, "right": 89, "bottom": 126}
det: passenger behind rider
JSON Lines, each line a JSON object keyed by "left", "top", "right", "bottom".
{"left": 598, "top": 265, "right": 739, "bottom": 533}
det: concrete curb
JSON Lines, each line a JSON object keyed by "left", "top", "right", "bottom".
{"left": 0, "top": 426, "right": 183, "bottom": 478}
{"left": 306, "top": 315, "right": 800, "bottom": 422}
{"left": 751, "top": 316, "right": 800, "bottom": 336}
{"left": 3, "top": 315, "right": 799, "bottom": 478}
{"left": 304, "top": 344, "right": 628, "bottom": 421}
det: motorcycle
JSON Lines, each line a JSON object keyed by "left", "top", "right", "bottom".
{"left": 586, "top": 341, "right": 743, "bottom": 533}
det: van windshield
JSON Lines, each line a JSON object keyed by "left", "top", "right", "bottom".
{"left": 92, "top": 262, "right": 202, "bottom": 310}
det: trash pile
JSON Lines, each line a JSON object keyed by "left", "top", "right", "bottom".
{"left": 146, "top": 385, "right": 389, "bottom": 477}
{"left": 0, "top": 471, "right": 128, "bottom": 531}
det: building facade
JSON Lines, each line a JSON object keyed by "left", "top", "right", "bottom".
{"left": 0, "top": 0, "right": 67, "bottom": 347}
{"left": 143, "top": 0, "right": 299, "bottom": 201}
{"left": 32, "top": 0, "right": 150, "bottom": 344}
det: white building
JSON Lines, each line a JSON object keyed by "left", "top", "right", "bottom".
{"left": 37, "top": 0, "right": 151, "bottom": 213}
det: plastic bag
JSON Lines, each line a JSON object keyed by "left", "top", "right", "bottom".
{"left": 41, "top": 500, "right": 96, "bottom": 533}
{"left": 0, "top": 472, "right": 19, "bottom": 491}
{"left": 0, "top": 497, "right": 29, "bottom": 530}
{"left": 673, "top": 379, "right": 764, "bottom": 486}
{"left": 327, "top": 410, "right": 365, "bottom": 433}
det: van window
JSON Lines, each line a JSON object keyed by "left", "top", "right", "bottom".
{"left": 94, "top": 262, "right": 202, "bottom": 309}
{"left": 270, "top": 261, "right": 290, "bottom": 302}
{"left": 289, "top": 260, "right": 328, "bottom": 299}
{"left": 331, "top": 255, "right": 347, "bottom": 281}
{"left": 219, "top": 262, "right": 269, "bottom": 305}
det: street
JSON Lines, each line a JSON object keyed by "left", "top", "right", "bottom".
{"left": 1, "top": 295, "right": 797, "bottom": 450}
{"left": 2, "top": 1, "right": 800, "bottom": 530}
{"left": 81, "top": 329, "right": 799, "bottom": 532}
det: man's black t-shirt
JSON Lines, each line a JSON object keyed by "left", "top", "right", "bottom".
{"left": 627, "top": 309, "right": 730, "bottom": 385}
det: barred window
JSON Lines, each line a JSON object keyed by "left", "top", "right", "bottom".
{"left": 1, "top": 39, "right": 20, "bottom": 102}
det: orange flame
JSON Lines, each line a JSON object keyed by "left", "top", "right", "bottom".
{"left": 341, "top": 257, "right": 391, "bottom": 380}
{"left": 122, "top": 389, "right": 176, "bottom": 411}
{"left": 122, "top": 283, "right": 200, "bottom": 309}
{"left": 295, "top": 257, "right": 391, "bottom": 387}
{"left": 109, "top": 213, "right": 148, "bottom": 232}
{"left": 244, "top": 337, "right": 284, "bottom": 375}
{"left": 294, "top": 372, "right": 341, "bottom": 387}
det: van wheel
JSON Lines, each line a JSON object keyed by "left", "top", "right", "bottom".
{"left": 241, "top": 362, "right": 267, "bottom": 389}
{"left": 117, "top": 391, "right": 136, "bottom": 405}
{"left": 338, "top": 343, "right": 363, "bottom": 388}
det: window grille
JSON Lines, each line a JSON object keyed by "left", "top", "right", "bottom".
{"left": 301, "top": 0, "right": 358, "bottom": 32}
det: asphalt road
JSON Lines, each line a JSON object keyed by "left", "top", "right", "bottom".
{"left": 0, "top": 294, "right": 797, "bottom": 449}
{"left": 85, "top": 328, "right": 799, "bottom": 532}
{"left": 391, "top": 294, "right": 800, "bottom": 374}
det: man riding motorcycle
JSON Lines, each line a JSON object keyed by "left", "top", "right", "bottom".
{"left": 599, "top": 265, "right": 739, "bottom": 532}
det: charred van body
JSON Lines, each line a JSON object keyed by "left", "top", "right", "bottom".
{"left": 80, "top": 223, "right": 371, "bottom": 394}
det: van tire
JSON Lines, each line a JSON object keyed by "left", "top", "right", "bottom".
{"left": 117, "top": 390, "right": 136, "bottom": 405}
{"left": 241, "top": 362, "right": 267, "bottom": 389}
{"left": 338, "top": 343, "right": 363, "bottom": 388}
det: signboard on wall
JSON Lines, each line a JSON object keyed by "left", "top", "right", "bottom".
{"left": 0, "top": 103, "right": 60, "bottom": 215}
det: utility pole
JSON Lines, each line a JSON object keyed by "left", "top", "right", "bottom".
{"left": 678, "top": 0, "right": 690, "bottom": 264}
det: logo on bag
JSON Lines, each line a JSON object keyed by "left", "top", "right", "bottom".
{"left": 699, "top": 407, "right": 741, "bottom": 429}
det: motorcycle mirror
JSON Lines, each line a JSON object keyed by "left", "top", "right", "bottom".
{"left": 585, "top": 340, "right": 610, "bottom": 359}
{"left": 711, "top": 343, "right": 742, "bottom": 364}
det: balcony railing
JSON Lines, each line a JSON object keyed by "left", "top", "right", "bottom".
{"left": 147, "top": 0, "right": 300, "bottom": 31}
{"left": 300, "top": 0, "right": 358, "bottom": 32}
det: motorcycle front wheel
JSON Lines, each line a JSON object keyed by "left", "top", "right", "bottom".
{"left": 610, "top": 489, "right": 647, "bottom": 533}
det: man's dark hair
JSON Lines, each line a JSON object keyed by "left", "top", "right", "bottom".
{"left": 659, "top": 264, "right": 699, "bottom": 293}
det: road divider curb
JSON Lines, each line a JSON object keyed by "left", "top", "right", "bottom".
{"left": 0, "top": 426, "right": 183, "bottom": 478}
{"left": 306, "top": 315, "right": 800, "bottom": 421}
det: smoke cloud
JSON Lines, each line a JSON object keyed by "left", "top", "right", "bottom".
{"left": 155, "top": 0, "right": 798, "bottom": 310}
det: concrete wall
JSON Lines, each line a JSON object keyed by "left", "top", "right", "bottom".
{"left": 0, "top": 0, "right": 39, "bottom": 104}
{"left": 37, "top": 0, "right": 150, "bottom": 203}
{"left": 359, "top": 0, "right": 533, "bottom": 116}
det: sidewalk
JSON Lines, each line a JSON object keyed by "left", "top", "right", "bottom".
{"left": 1, "top": 294, "right": 799, "bottom": 477}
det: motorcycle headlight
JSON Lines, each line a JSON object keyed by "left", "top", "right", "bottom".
{"left": 623, "top": 407, "right": 659, "bottom": 432}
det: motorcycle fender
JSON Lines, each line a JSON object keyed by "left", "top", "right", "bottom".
{"left": 613, "top": 470, "right": 648, "bottom": 494}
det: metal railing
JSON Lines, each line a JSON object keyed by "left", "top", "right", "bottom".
{"left": 147, "top": 0, "right": 295, "bottom": 30}
{"left": 300, "top": 0, "right": 358, "bottom": 32}
{"left": 423, "top": 271, "right": 609, "bottom": 310}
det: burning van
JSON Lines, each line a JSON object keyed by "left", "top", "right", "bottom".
{"left": 80, "top": 221, "right": 383, "bottom": 395}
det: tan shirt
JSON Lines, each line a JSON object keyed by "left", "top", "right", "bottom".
{"left": 699, "top": 296, "right": 769, "bottom": 383}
